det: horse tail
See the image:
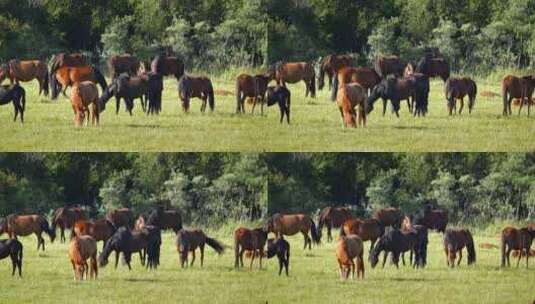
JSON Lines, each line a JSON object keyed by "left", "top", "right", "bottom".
{"left": 93, "top": 67, "right": 108, "bottom": 92}
{"left": 235, "top": 78, "right": 241, "bottom": 112}
{"left": 309, "top": 217, "right": 320, "bottom": 245}
{"left": 331, "top": 75, "right": 338, "bottom": 102}
{"left": 310, "top": 69, "right": 316, "bottom": 98}
{"left": 50, "top": 72, "right": 59, "bottom": 100}
{"left": 205, "top": 236, "right": 225, "bottom": 255}
{"left": 500, "top": 231, "right": 506, "bottom": 267}
{"left": 43, "top": 68, "right": 49, "bottom": 96}
{"left": 208, "top": 90, "right": 215, "bottom": 111}
{"left": 318, "top": 66, "right": 325, "bottom": 90}
{"left": 340, "top": 224, "right": 347, "bottom": 237}
{"left": 465, "top": 230, "right": 476, "bottom": 265}
{"left": 20, "top": 86, "right": 26, "bottom": 112}
{"left": 18, "top": 241, "right": 23, "bottom": 266}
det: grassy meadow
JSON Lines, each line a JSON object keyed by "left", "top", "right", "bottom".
{"left": 0, "top": 71, "right": 534, "bottom": 152}
{"left": 0, "top": 224, "right": 533, "bottom": 304}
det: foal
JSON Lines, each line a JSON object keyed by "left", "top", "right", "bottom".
{"left": 265, "top": 85, "right": 291, "bottom": 124}
{"left": 0, "top": 84, "right": 25, "bottom": 123}
{"left": 336, "top": 234, "right": 365, "bottom": 280}
{"left": 501, "top": 226, "right": 535, "bottom": 268}
{"left": 0, "top": 239, "right": 23, "bottom": 277}
{"left": 70, "top": 81, "right": 100, "bottom": 126}
{"left": 336, "top": 83, "right": 367, "bottom": 128}
{"left": 69, "top": 235, "right": 98, "bottom": 281}
{"left": 267, "top": 237, "right": 290, "bottom": 276}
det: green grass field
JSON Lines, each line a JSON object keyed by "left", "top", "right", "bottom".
{"left": 0, "top": 73, "right": 534, "bottom": 152}
{"left": 1, "top": 225, "right": 533, "bottom": 304}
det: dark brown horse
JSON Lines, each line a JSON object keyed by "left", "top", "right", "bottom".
{"left": 99, "top": 73, "right": 150, "bottom": 115}
{"left": 69, "top": 235, "right": 98, "bottom": 280}
{"left": 0, "top": 84, "right": 25, "bottom": 123}
{"left": 106, "top": 208, "right": 134, "bottom": 229}
{"left": 375, "top": 56, "right": 404, "bottom": 78}
{"left": 51, "top": 65, "right": 107, "bottom": 100}
{"left": 108, "top": 54, "right": 140, "bottom": 80}
{"left": 52, "top": 207, "right": 87, "bottom": 243}
{"left": 341, "top": 218, "right": 384, "bottom": 252}
{"left": 502, "top": 75, "right": 535, "bottom": 116}
{"left": 0, "top": 214, "right": 55, "bottom": 251}
{"left": 318, "top": 54, "right": 353, "bottom": 90}
{"left": 367, "top": 76, "right": 415, "bottom": 117}
{"left": 50, "top": 53, "right": 87, "bottom": 75}
{"left": 146, "top": 206, "right": 183, "bottom": 233}
{"left": 416, "top": 56, "right": 450, "bottom": 81}
{"left": 265, "top": 85, "right": 291, "bottom": 124}
{"left": 501, "top": 226, "right": 535, "bottom": 268}
{"left": 331, "top": 66, "right": 381, "bottom": 101}
{"left": 234, "top": 227, "right": 268, "bottom": 269}
{"left": 70, "top": 81, "right": 101, "bottom": 127}
{"left": 443, "top": 228, "right": 476, "bottom": 268}
{"left": 274, "top": 62, "right": 316, "bottom": 98}
{"left": 0, "top": 239, "right": 23, "bottom": 277}
{"left": 178, "top": 75, "right": 215, "bottom": 113}
{"left": 151, "top": 55, "right": 185, "bottom": 80}
{"left": 73, "top": 219, "right": 116, "bottom": 247}
{"left": 235, "top": 73, "right": 270, "bottom": 114}
{"left": 373, "top": 208, "right": 403, "bottom": 228}
{"left": 412, "top": 205, "right": 448, "bottom": 233}
{"left": 176, "top": 229, "right": 225, "bottom": 268}
{"left": 317, "top": 207, "right": 353, "bottom": 242}
{"left": 445, "top": 77, "right": 477, "bottom": 115}
{"left": 266, "top": 213, "right": 320, "bottom": 250}
{"left": 0, "top": 59, "right": 49, "bottom": 96}
{"left": 336, "top": 234, "right": 365, "bottom": 280}
{"left": 336, "top": 82, "right": 368, "bottom": 128}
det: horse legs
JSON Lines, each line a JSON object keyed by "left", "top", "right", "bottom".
{"left": 239, "top": 248, "right": 245, "bottom": 268}
{"left": 37, "top": 233, "right": 45, "bottom": 251}
{"left": 60, "top": 226, "right": 66, "bottom": 243}
{"left": 114, "top": 251, "right": 119, "bottom": 269}
{"left": 201, "top": 97, "right": 207, "bottom": 113}
{"left": 457, "top": 250, "right": 462, "bottom": 266}
{"left": 259, "top": 249, "right": 263, "bottom": 269}
{"left": 382, "top": 99, "right": 387, "bottom": 116}
{"left": 190, "top": 249, "right": 196, "bottom": 267}
{"left": 401, "top": 252, "right": 406, "bottom": 266}
{"left": 382, "top": 251, "right": 388, "bottom": 268}
{"left": 249, "top": 250, "right": 255, "bottom": 270}
{"left": 278, "top": 256, "right": 283, "bottom": 275}
{"left": 115, "top": 96, "right": 120, "bottom": 115}
{"left": 459, "top": 98, "right": 464, "bottom": 115}
{"left": 506, "top": 248, "right": 512, "bottom": 267}
{"left": 516, "top": 249, "right": 522, "bottom": 268}
{"left": 327, "top": 225, "right": 332, "bottom": 242}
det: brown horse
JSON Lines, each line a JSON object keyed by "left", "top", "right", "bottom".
{"left": 68, "top": 235, "right": 98, "bottom": 281}
{"left": 375, "top": 56, "right": 404, "bottom": 78}
{"left": 332, "top": 66, "right": 381, "bottom": 101}
{"left": 52, "top": 65, "right": 107, "bottom": 100}
{"left": 0, "top": 214, "right": 55, "bottom": 251}
{"left": 373, "top": 208, "right": 403, "bottom": 228}
{"left": 317, "top": 207, "right": 353, "bottom": 242}
{"left": 336, "top": 234, "right": 364, "bottom": 280}
{"left": 501, "top": 226, "right": 535, "bottom": 268}
{"left": 178, "top": 75, "right": 215, "bottom": 113}
{"left": 176, "top": 229, "right": 225, "bottom": 268}
{"left": 341, "top": 218, "right": 384, "bottom": 252}
{"left": 336, "top": 83, "right": 367, "bottom": 128}
{"left": 443, "top": 228, "right": 476, "bottom": 268}
{"left": 416, "top": 56, "right": 450, "bottom": 81}
{"left": 318, "top": 54, "right": 353, "bottom": 90}
{"left": 106, "top": 208, "right": 134, "bottom": 229}
{"left": 108, "top": 54, "right": 140, "bottom": 80}
{"left": 52, "top": 207, "right": 87, "bottom": 243}
{"left": 274, "top": 62, "right": 316, "bottom": 98}
{"left": 412, "top": 205, "right": 448, "bottom": 233}
{"left": 146, "top": 206, "right": 183, "bottom": 233}
{"left": 235, "top": 73, "right": 270, "bottom": 114}
{"left": 50, "top": 53, "right": 87, "bottom": 75}
{"left": 73, "top": 219, "right": 116, "bottom": 247}
{"left": 0, "top": 59, "right": 49, "bottom": 96}
{"left": 445, "top": 77, "right": 477, "bottom": 115}
{"left": 0, "top": 239, "right": 23, "bottom": 277}
{"left": 70, "top": 81, "right": 101, "bottom": 126}
{"left": 234, "top": 227, "right": 268, "bottom": 269}
{"left": 266, "top": 213, "right": 320, "bottom": 250}
{"left": 151, "top": 55, "right": 185, "bottom": 80}
{"left": 502, "top": 75, "right": 535, "bottom": 116}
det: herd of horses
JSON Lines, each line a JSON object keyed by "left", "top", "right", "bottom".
{"left": 1, "top": 204, "right": 533, "bottom": 282}
{"left": 0, "top": 52, "right": 533, "bottom": 129}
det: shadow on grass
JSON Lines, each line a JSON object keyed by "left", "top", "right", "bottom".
{"left": 123, "top": 278, "right": 162, "bottom": 283}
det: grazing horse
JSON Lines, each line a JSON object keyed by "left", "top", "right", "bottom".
{"left": 317, "top": 207, "right": 353, "bottom": 242}
{"left": 375, "top": 56, "right": 404, "bottom": 78}
{"left": 0, "top": 84, "right": 25, "bottom": 123}
{"left": 336, "top": 234, "right": 365, "bottom": 280}
{"left": 0, "top": 59, "right": 49, "bottom": 96}
{"left": 234, "top": 227, "right": 268, "bottom": 269}
{"left": 274, "top": 62, "right": 316, "bottom": 98}
{"left": 176, "top": 229, "right": 225, "bottom": 268}
{"left": 367, "top": 76, "right": 415, "bottom": 117}
{"left": 108, "top": 54, "right": 140, "bottom": 80}
{"left": 373, "top": 208, "right": 403, "bottom": 228}
{"left": 331, "top": 67, "right": 381, "bottom": 101}
{"left": 501, "top": 226, "right": 535, "bottom": 268}
{"left": 0, "top": 214, "right": 55, "bottom": 251}
{"left": 341, "top": 218, "right": 384, "bottom": 252}
{"left": 445, "top": 77, "right": 477, "bottom": 115}
{"left": 177, "top": 75, "right": 215, "bottom": 113}
{"left": 416, "top": 56, "right": 450, "bottom": 81}
{"left": 98, "top": 226, "right": 157, "bottom": 270}
{"left": 412, "top": 205, "right": 448, "bottom": 233}
{"left": 369, "top": 228, "right": 415, "bottom": 269}
{"left": 99, "top": 73, "right": 150, "bottom": 115}
{"left": 146, "top": 206, "right": 183, "bottom": 233}
{"left": 69, "top": 235, "right": 97, "bottom": 281}
{"left": 235, "top": 74, "right": 270, "bottom": 114}
{"left": 0, "top": 239, "right": 23, "bottom": 277}
{"left": 73, "top": 219, "right": 116, "bottom": 248}
{"left": 146, "top": 72, "right": 164, "bottom": 115}
{"left": 266, "top": 213, "right": 320, "bottom": 250}
{"left": 502, "top": 75, "right": 535, "bottom": 116}
{"left": 443, "top": 228, "right": 476, "bottom": 268}
{"left": 336, "top": 83, "right": 367, "bottom": 128}
{"left": 106, "top": 208, "right": 134, "bottom": 229}
{"left": 401, "top": 217, "right": 429, "bottom": 268}
{"left": 265, "top": 85, "right": 291, "bottom": 124}
{"left": 70, "top": 81, "right": 101, "bottom": 127}
{"left": 151, "top": 55, "right": 185, "bottom": 80}
{"left": 318, "top": 54, "right": 353, "bottom": 90}
{"left": 51, "top": 65, "right": 107, "bottom": 100}
{"left": 267, "top": 237, "right": 290, "bottom": 276}
{"left": 52, "top": 207, "right": 87, "bottom": 243}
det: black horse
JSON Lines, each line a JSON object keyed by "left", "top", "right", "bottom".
{"left": 0, "top": 84, "right": 25, "bottom": 123}
{"left": 402, "top": 225, "right": 429, "bottom": 268}
{"left": 265, "top": 85, "right": 291, "bottom": 124}
{"left": 144, "top": 225, "right": 162, "bottom": 270}
{"left": 369, "top": 228, "right": 424, "bottom": 269}
{"left": 407, "top": 73, "right": 430, "bottom": 117}
{"left": 146, "top": 72, "right": 164, "bottom": 115}
{"left": 99, "top": 73, "right": 148, "bottom": 115}
{"left": 146, "top": 206, "right": 183, "bottom": 233}
{"left": 267, "top": 237, "right": 290, "bottom": 276}
{"left": 0, "top": 239, "right": 23, "bottom": 277}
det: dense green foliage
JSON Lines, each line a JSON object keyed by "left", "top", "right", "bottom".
{"left": 0, "top": 153, "right": 267, "bottom": 225}
{"left": 268, "top": 153, "right": 535, "bottom": 222}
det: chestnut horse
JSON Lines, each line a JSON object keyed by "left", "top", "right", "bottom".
{"left": 318, "top": 54, "right": 353, "bottom": 90}
{"left": 274, "top": 62, "right": 316, "bottom": 98}
{"left": 501, "top": 226, "right": 535, "bottom": 268}
{"left": 52, "top": 65, "right": 107, "bottom": 100}
{"left": 234, "top": 227, "right": 268, "bottom": 269}
{"left": 0, "top": 214, "right": 55, "bottom": 251}
{"left": 443, "top": 228, "right": 476, "bottom": 268}
{"left": 336, "top": 234, "right": 365, "bottom": 280}
{"left": 416, "top": 56, "right": 450, "bottom": 81}
{"left": 70, "top": 81, "right": 101, "bottom": 126}
{"left": 341, "top": 218, "right": 384, "bottom": 252}
{"left": 151, "top": 55, "right": 185, "bottom": 80}
{"left": 374, "top": 56, "right": 404, "bottom": 78}
{"left": 178, "top": 75, "right": 215, "bottom": 113}
{"left": 0, "top": 84, "right": 25, "bottom": 123}
{"left": 146, "top": 206, "right": 183, "bottom": 233}
{"left": 412, "top": 205, "right": 448, "bottom": 233}
{"left": 50, "top": 53, "right": 87, "bottom": 75}
{"left": 69, "top": 235, "right": 97, "bottom": 281}
{"left": 373, "top": 208, "right": 403, "bottom": 228}
{"left": 331, "top": 67, "right": 381, "bottom": 101}
{"left": 235, "top": 74, "right": 270, "bottom": 114}
{"left": 176, "top": 229, "right": 225, "bottom": 268}
{"left": 502, "top": 75, "right": 535, "bottom": 116}
{"left": 336, "top": 83, "right": 367, "bottom": 128}
{"left": 317, "top": 207, "right": 353, "bottom": 242}
{"left": 0, "top": 239, "right": 23, "bottom": 277}
{"left": 73, "top": 219, "right": 116, "bottom": 248}
{"left": 106, "top": 208, "right": 134, "bottom": 229}
{"left": 266, "top": 213, "right": 320, "bottom": 250}
{"left": 108, "top": 54, "right": 140, "bottom": 80}
{"left": 0, "top": 59, "right": 49, "bottom": 96}
{"left": 52, "top": 207, "right": 87, "bottom": 243}
{"left": 445, "top": 77, "right": 477, "bottom": 115}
